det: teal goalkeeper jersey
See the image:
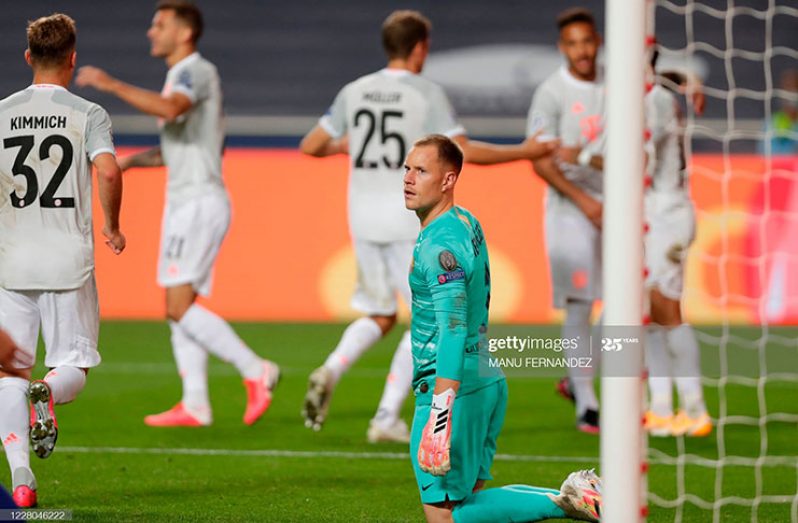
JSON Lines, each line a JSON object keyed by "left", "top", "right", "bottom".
{"left": 409, "top": 206, "right": 504, "bottom": 403}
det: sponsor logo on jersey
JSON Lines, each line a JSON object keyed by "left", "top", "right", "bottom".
{"left": 437, "top": 268, "right": 465, "bottom": 284}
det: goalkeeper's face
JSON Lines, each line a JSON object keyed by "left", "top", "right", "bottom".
{"left": 559, "top": 21, "right": 600, "bottom": 81}
{"left": 403, "top": 145, "right": 458, "bottom": 214}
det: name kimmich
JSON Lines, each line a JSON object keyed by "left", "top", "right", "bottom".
{"left": 10, "top": 115, "right": 67, "bottom": 130}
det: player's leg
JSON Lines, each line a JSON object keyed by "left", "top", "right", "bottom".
{"left": 34, "top": 277, "right": 103, "bottom": 459}
{"left": 367, "top": 329, "right": 411, "bottom": 442}
{"left": 157, "top": 195, "right": 279, "bottom": 426}
{"left": 644, "top": 321, "right": 675, "bottom": 436}
{"left": 166, "top": 284, "right": 280, "bottom": 425}
{"left": 452, "top": 381, "right": 567, "bottom": 522}
{"left": 0, "top": 289, "right": 41, "bottom": 507}
{"left": 0, "top": 369, "right": 35, "bottom": 508}
{"left": 144, "top": 319, "right": 211, "bottom": 427}
{"left": 547, "top": 208, "right": 600, "bottom": 432}
{"left": 564, "top": 298, "right": 600, "bottom": 432}
{"left": 651, "top": 288, "right": 711, "bottom": 437}
{"left": 304, "top": 240, "right": 395, "bottom": 430}
{"left": 650, "top": 205, "right": 710, "bottom": 436}
{"left": 368, "top": 240, "right": 415, "bottom": 443}
{"left": 426, "top": 381, "right": 596, "bottom": 522}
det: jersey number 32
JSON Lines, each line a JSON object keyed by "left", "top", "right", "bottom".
{"left": 4, "top": 134, "right": 74, "bottom": 209}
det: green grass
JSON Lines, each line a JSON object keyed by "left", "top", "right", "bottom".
{"left": 2, "top": 322, "right": 796, "bottom": 522}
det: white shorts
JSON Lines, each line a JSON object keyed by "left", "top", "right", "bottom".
{"left": 158, "top": 193, "right": 230, "bottom": 296}
{"left": 351, "top": 239, "right": 414, "bottom": 316}
{"left": 0, "top": 276, "right": 101, "bottom": 370}
{"left": 645, "top": 196, "right": 695, "bottom": 301}
{"left": 544, "top": 201, "right": 602, "bottom": 308}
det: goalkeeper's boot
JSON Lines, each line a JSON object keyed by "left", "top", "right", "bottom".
{"left": 12, "top": 468, "right": 37, "bottom": 508}
{"left": 29, "top": 381, "right": 57, "bottom": 459}
{"left": 644, "top": 410, "right": 674, "bottom": 437}
{"left": 577, "top": 408, "right": 600, "bottom": 434}
{"left": 144, "top": 402, "right": 211, "bottom": 427}
{"left": 367, "top": 415, "right": 410, "bottom": 444}
{"left": 303, "top": 366, "right": 335, "bottom": 431}
{"left": 243, "top": 360, "right": 281, "bottom": 425}
{"left": 548, "top": 469, "right": 602, "bottom": 522}
{"left": 556, "top": 376, "right": 575, "bottom": 403}
{"left": 671, "top": 410, "right": 713, "bottom": 437}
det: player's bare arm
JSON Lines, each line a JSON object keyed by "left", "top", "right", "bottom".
{"left": 93, "top": 152, "right": 126, "bottom": 254}
{"left": 76, "top": 66, "right": 192, "bottom": 120}
{"left": 533, "top": 154, "right": 603, "bottom": 228}
{"left": 299, "top": 125, "right": 349, "bottom": 157}
{"left": 557, "top": 146, "right": 604, "bottom": 172}
{"left": 119, "top": 147, "right": 164, "bottom": 171}
{"left": 452, "top": 132, "right": 557, "bottom": 165}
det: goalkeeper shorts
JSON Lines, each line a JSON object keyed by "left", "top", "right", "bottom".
{"left": 410, "top": 379, "right": 508, "bottom": 504}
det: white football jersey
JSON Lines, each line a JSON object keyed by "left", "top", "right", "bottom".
{"left": 646, "top": 85, "right": 686, "bottom": 195}
{"left": 160, "top": 52, "right": 226, "bottom": 207}
{"left": 0, "top": 84, "right": 115, "bottom": 290}
{"left": 319, "top": 68, "right": 465, "bottom": 242}
{"left": 527, "top": 66, "right": 605, "bottom": 202}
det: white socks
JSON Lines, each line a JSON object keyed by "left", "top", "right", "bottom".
{"left": 374, "top": 330, "right": 413, "bottom": 425}
{"left": 645, "top": 325, "right": 673, "bottom": 417}
{"left": 0, "top": 377, "right": 30, "bottom": 481}
{"left": 170, "top": 321, "right": 210, "bottom": 413}
{"left": 44, "top": 366, "right": 86, "bottom": 405}
{"left": 667, "top": 324, "right": 707, "bottom": 417}
{"left": 178, "top": 304, "right": 263, "bottom": 380}
{"left": 563, "top": 299, "right": 599, "bottom": 416}
{"left": 645, "top": 323, "right": 707, "bottom": 418}
{"left": 324, "top": 317, "right": 383, "bottom": 383}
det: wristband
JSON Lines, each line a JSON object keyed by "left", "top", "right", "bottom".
{"left": 577, "top": 148, "right": 592, "bottom": 167}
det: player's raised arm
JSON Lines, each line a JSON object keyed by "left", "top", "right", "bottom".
{"left": 453, "top": 132, "right": 557, "bottom": 165}
{"left": 93, "top": 153, "right": 125, "bottom": 255}
{"left": 76, "top": 66, "right": 192, "bottom": 121}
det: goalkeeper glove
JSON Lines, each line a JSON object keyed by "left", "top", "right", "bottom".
{"left": 418, "top": 388, "right": 455, "bottom": 476}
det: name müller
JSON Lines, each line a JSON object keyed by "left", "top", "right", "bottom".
{"left": 10, "top": 115, "right": 67, "bottom": 130}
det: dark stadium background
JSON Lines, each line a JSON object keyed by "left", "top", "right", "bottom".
{"left": 1, "top": 0, "right": 794, "bottom": 147}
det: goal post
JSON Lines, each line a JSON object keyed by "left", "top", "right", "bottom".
{"left": 601, "top": 0, "right": 647, "bottom": 521}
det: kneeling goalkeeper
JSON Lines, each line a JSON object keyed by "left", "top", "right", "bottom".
{"left": 403, "top": 134, "right": 602, "bottom": 523}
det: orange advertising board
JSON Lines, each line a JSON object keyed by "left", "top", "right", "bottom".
{"left": 93, "top": 149, "right": 797, "bottom": 324}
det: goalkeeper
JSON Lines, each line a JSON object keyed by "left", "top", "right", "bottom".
{"left": 404, "top": 134, "right": 602, "bottom": 523}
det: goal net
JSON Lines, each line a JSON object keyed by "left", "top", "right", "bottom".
{"left": 644, "top": 1, "right": 798, "bottom": 521}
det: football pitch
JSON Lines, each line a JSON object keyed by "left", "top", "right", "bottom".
{"left": 2, "top": 322, "right": 796, "bottom": 522}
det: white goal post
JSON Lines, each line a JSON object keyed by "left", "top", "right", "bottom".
{"left": 601, "top": 0, "right": 647, "bottom": 521}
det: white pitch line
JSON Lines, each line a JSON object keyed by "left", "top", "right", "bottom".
{"left": 57, "top": 446, "right": 599, "bottom": 464}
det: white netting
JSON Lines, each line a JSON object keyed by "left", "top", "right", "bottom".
{"left": 649, "top": 1, "right": 798, "bottom": 522}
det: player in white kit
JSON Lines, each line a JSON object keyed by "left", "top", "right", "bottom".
{"left": 76, "top": 0, "right": 280, "bottom": 428}
{"left": 300, "top": 10, "right": 554, "bottom": 442}
{"left": 0, "top": 13, "right": 126, "bottom": 507}
{"left": 557, "top": 49, "right": 713, "bottom": 438}
{"left": 527, "top": 8, "right": 604, "bottom": 433}
{"left": 642, "top": 52, "right": 712, "bottom": 438}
